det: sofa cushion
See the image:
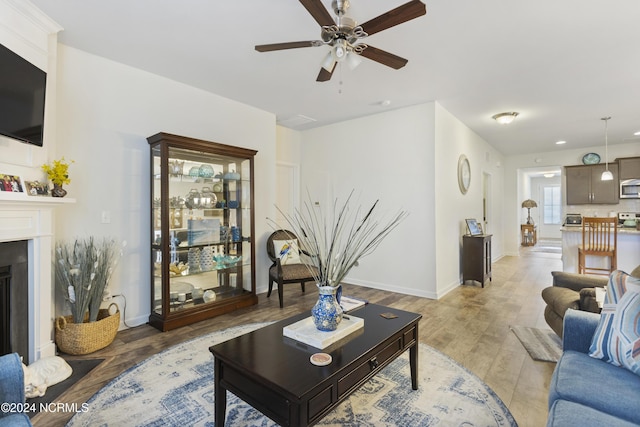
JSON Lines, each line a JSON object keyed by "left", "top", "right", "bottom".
{"left": 608, "top": 283, "right": 640, "bottom": 374}
{"left": 589, "top": 270, "right": 640, "bottom": 374}
{"left": 549, "top": 350, "right": 640, "bottom": 425}
{"left": 547, "top": 400, "right": 639, "bottom": 427}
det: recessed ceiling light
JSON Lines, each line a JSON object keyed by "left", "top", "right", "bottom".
{"left": 634, "top": 131, "right": 640, "bottom": 136}
{"left": 544, "top": 173, "right": 555, "bottom": 178}
{"left": 491, "top": 112, "right": 519, "bottom": 125}
{"left": 555, "top": 140, "right": 567, "bottom": 145}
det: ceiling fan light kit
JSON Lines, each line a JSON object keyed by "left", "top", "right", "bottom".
{"left": 492, "top": 112, "right": 519, "bottom": 125}
{"left": 255, "top": 0, "right": 427, "bottom": 82}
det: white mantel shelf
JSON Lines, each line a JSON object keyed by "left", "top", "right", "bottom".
{"left": 0, "top": 192, "right": 76, "bottom": 206}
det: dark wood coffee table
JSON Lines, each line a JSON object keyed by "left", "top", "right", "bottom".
{"left": 209, "top": 303, "right": 422, "bottom": 426}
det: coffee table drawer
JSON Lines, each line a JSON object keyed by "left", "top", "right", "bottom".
{"left": 221, "top": 364, "right": 291, "bottom": 423}
{"left": 337, "top": 334, "right": 403, "bottom": 398}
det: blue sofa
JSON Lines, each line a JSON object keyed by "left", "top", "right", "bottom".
{"left": 0, "top": 353, "right": 32, "bottom": 427}
{"left": 547, "top": 310, "right": 640, "bottom": 427}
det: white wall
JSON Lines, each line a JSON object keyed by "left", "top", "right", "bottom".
{"left": 290, "top": 102, "right": 505, "bottom": 299}
{"left": 299, "top": 103, "right": 437, "bottom": 298}
{"left": 276, "top": 126, "right": 302, "bottom": 165}
{"left": 504, "top": 142, "right": 640, "bottom": 255}
{"left": 434, "top": 103, "right": 505, "bottom": 295}
{"left": 54, "top": 45, "right": 277, "bottom": 327}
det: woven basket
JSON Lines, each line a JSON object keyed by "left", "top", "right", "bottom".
{"left": 55, "top": 303, "right": 120, "bottom": 355}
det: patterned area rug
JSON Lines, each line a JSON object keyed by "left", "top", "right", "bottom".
{"left": 67, "top": 323, "right": 517, "bottom": 427}
{"left": 511, "top": 326, "right": 562, "bottom": 362}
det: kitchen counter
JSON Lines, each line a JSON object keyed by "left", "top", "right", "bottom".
{"left": 561, "top": 226, "right": 640, "bottom": 273}
{"left": 561, "top": 225, "right": 640, "bottom": 234}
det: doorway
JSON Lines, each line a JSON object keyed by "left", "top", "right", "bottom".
{"left": 518, "top": 166, "right": 563, "bottom": 254}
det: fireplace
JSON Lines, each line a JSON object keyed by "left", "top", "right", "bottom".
{"left": 0, "top": 195, "right": 73, "bottom": 363}
{"left": 0, "top": 240, "right": 29, "bottom": 359}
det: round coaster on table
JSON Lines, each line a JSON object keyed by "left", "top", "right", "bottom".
{"left": 310, "top": 353, "right": 332, "bottom": 366}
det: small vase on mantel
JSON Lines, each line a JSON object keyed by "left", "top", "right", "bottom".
{"left": 311, "top": 285, "right": 344, "bottom": 331}
{"left": 51, "top": 183, "right": 67, "bottom": 198}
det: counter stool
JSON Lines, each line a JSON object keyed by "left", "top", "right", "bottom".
{"left": 578, "top": 217, "right": 617, "bottom": 275}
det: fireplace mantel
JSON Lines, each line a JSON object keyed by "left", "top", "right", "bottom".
{"left": 0, "top": 191, "right": 76, "bottom": 206}
{"left": 0, "top": 193, "right": 75, "bottom": 363}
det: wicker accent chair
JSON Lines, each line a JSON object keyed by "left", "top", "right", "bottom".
{"left": 267, "top": 229, "right": 318, "bottom": 308}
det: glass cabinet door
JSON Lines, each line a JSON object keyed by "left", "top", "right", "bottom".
{"left": 149, "top": 133, "right": 257, "bottom": 331}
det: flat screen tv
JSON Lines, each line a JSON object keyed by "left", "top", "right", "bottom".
{"left": 0, "top": 42, "right": 46, "bottom": 146}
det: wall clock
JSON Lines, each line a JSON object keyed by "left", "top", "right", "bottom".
{"left": 582, "top": 152, "right": 601, "bottom": 165}
{"left": 458, "top": 155, "right": 471, "bottom": 194}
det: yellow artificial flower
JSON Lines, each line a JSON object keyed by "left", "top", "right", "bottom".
{"left": 42, "top": 158, "right": 73, "bottom": 186}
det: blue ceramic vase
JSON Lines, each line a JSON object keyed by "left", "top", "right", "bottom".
{"left": 311, "top": 285, "right": 344, "bottom": 331}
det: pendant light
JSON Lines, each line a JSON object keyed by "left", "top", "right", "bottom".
{"left": 601, "top": 116, "right": 613, "bottom": 181}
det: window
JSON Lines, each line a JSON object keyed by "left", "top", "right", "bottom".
{"left": 543, "top": 185, "right": 561, "bottom": 224}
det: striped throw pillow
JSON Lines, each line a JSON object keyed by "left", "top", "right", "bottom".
{"left": 588, "top": 270, "right": 640, "bottom": 375}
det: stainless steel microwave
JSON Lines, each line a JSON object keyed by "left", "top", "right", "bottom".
{"left": 620, "top": 179, "right": 640, "bottom": 199}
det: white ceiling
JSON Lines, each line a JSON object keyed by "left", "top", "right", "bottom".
{"left": 29, "top": 0, "right": 640, "bottom": 155}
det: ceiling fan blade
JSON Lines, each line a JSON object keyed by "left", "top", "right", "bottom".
{"left": 299, "top": 0, "right": 335, "bottom": 27}
{"left": 316, "top": 64, "right": 336, "bottom": 82}
{"left": 359, "top": 45, "right": 408, "bottom": 69}
{"left": 255, "top": 41, "right": 322, "bottom": 52}
{"left": 359, "top": 0, "right": 426, "bottom": 36}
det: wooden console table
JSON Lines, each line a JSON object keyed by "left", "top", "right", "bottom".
{"left": 521, "top": 224, "right": 537, "bottom": 246}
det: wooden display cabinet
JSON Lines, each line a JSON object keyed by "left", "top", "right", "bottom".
{"left": 148, "top": 132, "right": 257, "bottom": 331}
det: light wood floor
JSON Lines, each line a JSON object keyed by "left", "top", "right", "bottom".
{"left": 33, "top": 248, "right": 561, "bottom": 427}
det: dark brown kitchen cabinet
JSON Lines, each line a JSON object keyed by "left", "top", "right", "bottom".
{"left": 148, "top": 132, "right": 258, "bottom": 331}
{"left": 565, "top": 163, "right": 619, "bottom": 205}
{"left": 462, "top": 234, "right": 492, "bottom": 287}
{"left": 618, "top": 157, "right": 640, "bottom": 180}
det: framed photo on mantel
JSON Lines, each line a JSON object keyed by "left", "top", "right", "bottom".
{"left": 465, "top": 218, "right": 483, "bottom": 236}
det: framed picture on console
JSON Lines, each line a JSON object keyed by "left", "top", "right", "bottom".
{"left": 465, "top": 218, "right": 482, "bottom": 236}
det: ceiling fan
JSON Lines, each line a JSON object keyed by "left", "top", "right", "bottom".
{"left": 255, "top": 0, "right": 426, "bottom": 82}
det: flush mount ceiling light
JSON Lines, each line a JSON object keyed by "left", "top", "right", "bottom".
{"left": 601, "top": 116, "right": 613, "bottom": 181}
{"left": 492, "top": 112, "right": 519, "bottom": 125}
{"left": 544, "top": 173, "right": 555, "bottom": 178}
{"left": 555, "top": 140, "right": 567, "bottom": 145}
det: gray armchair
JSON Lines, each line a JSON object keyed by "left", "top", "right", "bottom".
{"left": 0, "top": 353, "right": 32, "bottom": 426}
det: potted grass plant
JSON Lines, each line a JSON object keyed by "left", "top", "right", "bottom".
{"left": 54, "top": 237, "right": 124, "bottom": 354}
{"left": 275, "top": 191, "right": 407, "bottom": 331}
